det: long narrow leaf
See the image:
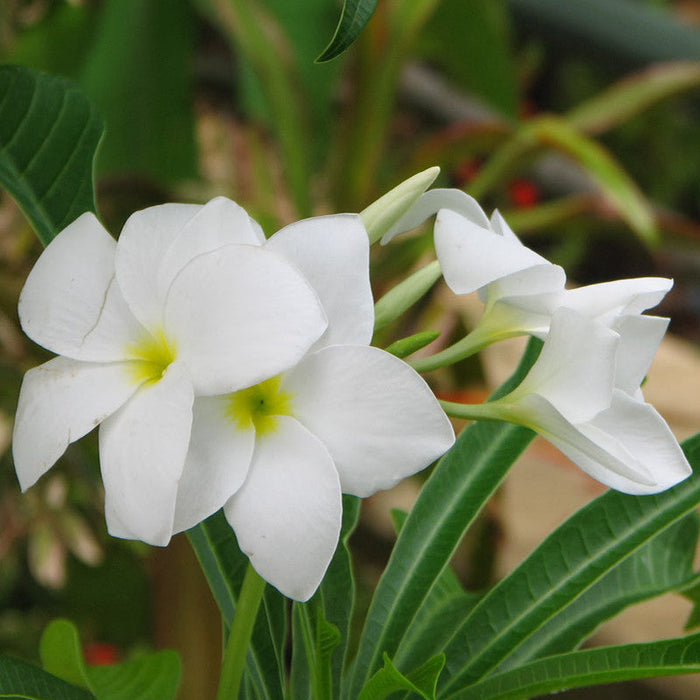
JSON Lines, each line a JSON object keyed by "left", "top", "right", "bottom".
{"left": 439, "top": 433, "right": 700, "bottom": 694}
{"left": 447, "top": 633, "right": 700, "bottom": 700}
{"left": 497, "top": 511, "right": 700, "bottom": 670}
{"left": 346, "top": 339, "right": 542, "bottom": 698}
{"left": 0, "top": 65, "right": 102, "bottom": 246}
{"left": 187, "top": 512, "right": 286, "bottom": 700}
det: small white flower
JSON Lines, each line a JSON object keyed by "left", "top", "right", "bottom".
{"left": 13, "top": 198, "right": 328, "bottom": 546}
{"left": 174, "top": 214, "right": 456, "bottom": 601}
{"left": 494, "top": 309, "right": 691, "bottom": 494}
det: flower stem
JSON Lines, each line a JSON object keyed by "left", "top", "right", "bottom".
{"left": 409, "top": 324, "right": 523, "bottom": 373}
{"left": 439, "top": 398, "right": 508, "bottom": 422}
{"left": 216, "top": 563, "right": 266, "bottom": 700}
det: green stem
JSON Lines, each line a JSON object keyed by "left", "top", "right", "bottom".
{"left": 409, "top": 325, "right": 525, "bottom": 373}
{"left": 439, "top": 398, "right": 509, "bottom": 422}
{"left": 216, "top": 564, "right": 266, "bottom": 700}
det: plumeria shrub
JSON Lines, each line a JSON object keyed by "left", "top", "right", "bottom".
{"left": 2, "top": 64, "right": 700, "bottom": 700}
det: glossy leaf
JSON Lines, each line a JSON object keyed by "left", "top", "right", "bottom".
{"left": 358, "top": 653, "right": 445, "bottom": 700}
{"left": 567, "top": 62, "right": 700, "bottom": 136}
{"left": 346, "top": 339, "right": 542, "bottom": 698}
{"left": 498, "top": 512, "right": 700, "bottom": 670}
{"left": 0, "top": 65, "right": 102, "bottom": 246}
{"left": 439, "top": 433, "right": 700, "bottom": 694}
{"left": 317, "top": 0, "right": 378, "bottom": 62}
{"left": 447, "top": 634, "right": 700, "bottom": 700}
{"left": 187, "top": 511, "right": 286, "bottom": 700}
{"left": 0, "top": 656, "right": 93, "bottom": 699}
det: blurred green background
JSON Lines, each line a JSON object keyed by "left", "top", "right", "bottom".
{"left": 0, "top": 0, "right": 699, "bottom": 697}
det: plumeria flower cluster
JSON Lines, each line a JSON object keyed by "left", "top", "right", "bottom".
{"left": 13, "top": 197, "right": 454, "bottom": 601}
{"left": 385, "top": 185, "right": 692, "bottom": 494}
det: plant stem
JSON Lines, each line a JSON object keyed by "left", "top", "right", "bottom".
{"left": 216, "top": 564, "right": 266, "bottom": 700}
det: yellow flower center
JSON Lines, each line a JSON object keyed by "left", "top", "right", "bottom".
{"left": 127, "top": 329, "right": 177, "bottom": 385}
{"left": 226, "top": 376, "right": 294, "bottom": 436}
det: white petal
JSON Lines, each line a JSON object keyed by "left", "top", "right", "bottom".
{"left": 511, "top": 394, "right": 657, "bottom": 492}
{"left": 382, "top": 188, "right": 490, "bottom": 244}
{"left": 483, "top": 264, "right": 566, "bottom": 306}
{"left": 18, "top": 213, "right": 141, "bottom": 361}
{"left": 157, "top": 197, "right": 264, "bottom": 304}
{"left": 164, "top": 245, "right": 327, "bottom": 395}
{"left": 266, "top": 214, "right": 374, "bottom": 347}
{"left": 511, "top": 309, "right": 618, "bottom": 424}
{"left": 283, "top": 345, "right": 455, "bottom": 497}
{"left": 582, "top": 390, "right": 691, "bottom": 493}
{"left": 224, "top": 417, "right": 342, "bottom": 601}
{"left": 613, "top": 315, "right": 669, "bottom": 394}
{"left": 13, "top": 357, "right": 139, "bottom": 491}
{"left": 172, "top": 396, "right": 255, "bottom": 533}
{"left": 435, "top": 209, "right": 550, "bottom": 296}
{"left": 99, "top": 361, "right": 194, "bottom": 545}
{"left": 115, "top": 203, "right": 202, "bottom": 329}
{"left": 562, "top": 277, "right": 673, "bottom": 324}
{"left": 513, "top": 391, "right": 690, "bottom": 495}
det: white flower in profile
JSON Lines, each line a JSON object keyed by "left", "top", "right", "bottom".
{"left": 173, "top": 214, "right": 456, "bottom": 601}
{"left": 489, "top": 308, "right": 691, "bottom": 494}
{"left": 13, "top": 198, "right": 328, "bottom": 546}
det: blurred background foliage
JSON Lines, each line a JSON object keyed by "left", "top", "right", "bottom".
{"left": 0, "top": 0, "right": 699, "bottom": 697}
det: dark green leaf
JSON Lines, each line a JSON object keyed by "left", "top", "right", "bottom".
{"left": 438, "top": 433, "right": 700, "bottom": 694}
{"left": 0, "top": 65, "right": 103, "bottom": 246}
{"left": 447, "top": 633, "right": 700, "bottom": 700}
{"left": 187, "top": 511, "right": 286, "bottom": 699}
{"left": 320, "top": 495, "right": 360, "bottom": 697}
{"left": 347, "top": 339, "right": 542, "bottom": 698}
{"left": 498, "top": 512, "right": 700, "bottom": 670}
{"left": 0, "top": 656, "right": 93, "bottom": 699}
{"left": 316, "top": 0, "right": 378, "bottom": 62}
{"left": 359, "top": 653, "right": 444, "bottom": 700}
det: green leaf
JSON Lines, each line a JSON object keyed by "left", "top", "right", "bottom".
{"left": 438, "top": 433, "right": 700, "bottom": 694}
{"left": 187, "top": 511, "right": 286, "bottom": 699}
{"left": 320, "top": 495, "right": 361, "bottom": 697}
{"left": 359, "top": 653, "right": 445, "bottom": 700}
{"left": 498, "top": 511, "right": 700, "bottom": 670}
{"left": 87, "top": 652, "right": 180, "bottom": 700}
{"left": 346, "top": 339, "right": 542, "bottom": 698}
{"left": 316, "top": 0, "right": 378, "bottom": 62}
{"left": 39, "top": 620, "right": 91, "bottom": 690}
{"left": 567, "top": 62, "right": 700, "bottom": 136}
{"left": 0, "top": 656, "right": 94, "bottom": 699}
{"left": 79, "top": 0, "right": 196, "bottom": 184}
{"left": 0, "top": 65, "right": 103, "bottom": 246}
{"left": 386, "top": 331, "right": 441, "bottom": 359}
{"left": 447, "top": 634, "right": 700, "bottom": 700}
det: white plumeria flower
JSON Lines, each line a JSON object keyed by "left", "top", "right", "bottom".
{"left": 491, "top": 309, "right": 691, "bottom": 494}
{"left": 173, "top": 214, "right": 456, "bottom": 601}
{"left": 384, "top": 187, "right": 675, "bottom": 349}
{"left": 13, "top": 198, "right": 329, "bottom": 546}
